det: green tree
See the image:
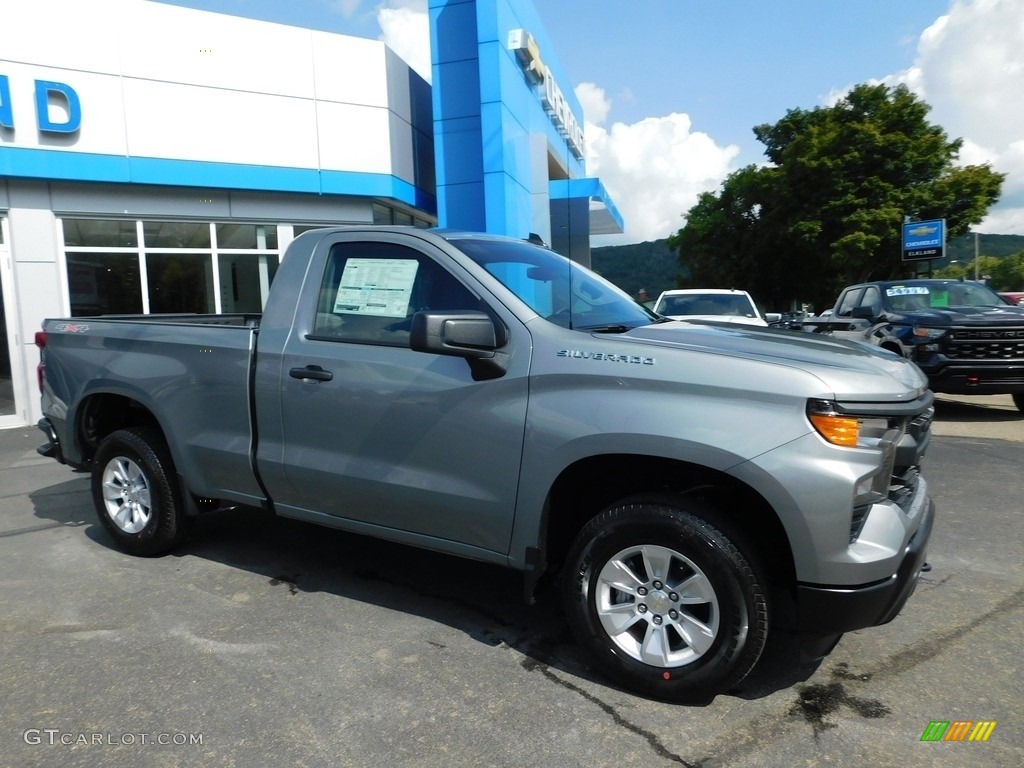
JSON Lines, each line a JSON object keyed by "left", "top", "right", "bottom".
{"left": 936, "top": 252, "right": 1024, "bottom": 291}
{"left": 670, "top": 84, "right": 1005, "bottom": 310}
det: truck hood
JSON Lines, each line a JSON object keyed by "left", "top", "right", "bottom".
{"left": 620, "top": 321, "right": 929, "bottom": 399}
{"left": 884, "top": 304, "right": 1024, "bottom": 326}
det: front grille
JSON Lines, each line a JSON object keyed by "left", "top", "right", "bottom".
{"left": 947, "top": 328, "right": 1024, "bottom": 360}
{"left": 907, "top": 410, "right": 932, "bottom": 441}
{"left": 844, "top": 395, "right": 932, "bottom": 544}
{"left": 889, "top": 466, "right": 920, "bottom": 512}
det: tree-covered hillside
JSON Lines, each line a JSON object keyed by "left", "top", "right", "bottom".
{"left": 592, "top": 232, "right": 1024, "bottom": 301}
{"left": 590, "top": 239, "right": 681, "bottom": 299}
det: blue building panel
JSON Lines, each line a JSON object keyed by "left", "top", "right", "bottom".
{"left": 439, "top": 180, "right": 488, "bottom": 231}
{"left": 429, "top": 0, "right": 479, "bottom": 64}
{"left": 129, "top": 157, "right": 318, "bottom": 194}
{"left": 0, "top": 145, "right": 433, "bottom": 211}
{"left": 430, "top": 0, "right": 618, "bottom": 251}
{"left": 0, "top": 146, "right": 131, "bottom": 184}
{"left": 434, "top": 122, "right": 484, "bottom": 187}
{"left": 483, "top": 170, "right": 527, "bottom": 235}
{"left": 433, "top": 59, "right": 483, "bottom": 121}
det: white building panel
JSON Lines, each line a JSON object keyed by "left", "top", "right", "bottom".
{"left": 118, "top": 2, "right": 317, "bottom": 98}
{"left": 1, "top": 1, "right": 123, "bottom": 74}
{"left": 122, "top": 79, "right": 320, "bottom": 169}
{"left": 316, "top": 102, "right": 393, "bottom": 174}
{"left": 312, "top": 33, "right": 390, "bottom": 109}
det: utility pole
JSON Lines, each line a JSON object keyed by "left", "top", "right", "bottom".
{"left": 974, "top": 232, "right": 980, "bottom": 281}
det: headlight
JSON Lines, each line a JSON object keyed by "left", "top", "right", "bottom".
{"left": 807, "top": 399, "right": 905, "bottom": 511}
{"left": 806, "top": 399, "right": 860, "bottom": 446}
{"left": 913, "top": 326, "right": 946, "bottom": 339}
{"left": 806, "top": 399, "right": 898, "bottom": 449}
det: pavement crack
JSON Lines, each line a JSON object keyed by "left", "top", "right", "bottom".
{"left": 870, "top": 584, "right": 1024, "bottom": 679}
{"left": 520, "top": 658, "right": 695, "bottom": 766}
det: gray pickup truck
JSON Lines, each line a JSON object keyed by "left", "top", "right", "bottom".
{"left": 36, "top": 226, "right": 935, "bottom": 701}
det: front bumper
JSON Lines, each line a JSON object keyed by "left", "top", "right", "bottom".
{"left": 796, "top": 498, "right": 934, "bottom": 633}
{"left": 924, "top": 364, "right": 1024, "bottom": 395}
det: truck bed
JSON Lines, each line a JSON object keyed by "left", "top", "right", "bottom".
{"left": 40, "top": 314, "right": 265, "bottom": 506}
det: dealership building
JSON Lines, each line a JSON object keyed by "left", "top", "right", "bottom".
{"left": 0, "top": 0, "right": 621, "bottom": 428}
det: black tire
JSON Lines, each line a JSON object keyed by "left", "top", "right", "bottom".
{"left": 1013, "top": 393, "right": 1024, "bottom": 414}
{"left": 91, "top": 426, "right": 190, "bottom": 556}
{"left": 562, "top": 499, "right": 768, "bottom": 702}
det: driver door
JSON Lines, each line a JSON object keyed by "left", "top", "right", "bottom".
{"left": 259, "top": 236, "right": 530, "bottom": 556}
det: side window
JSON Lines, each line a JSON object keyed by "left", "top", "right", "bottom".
{"left": 312, "top": 242, "right": 482, "bottom": 346}
{"left": 835, "top": 288, "right": 864, "bottom": 317}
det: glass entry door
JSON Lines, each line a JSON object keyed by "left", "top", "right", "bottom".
{"left": 0, "top": 216, "right": 19, "bottom": 425}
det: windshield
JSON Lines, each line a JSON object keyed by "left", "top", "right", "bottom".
{"left": 882, "top": 281, "right": 1009, "bottom": 311}
{"left": 656, "top": 293, "right": 757, "bottom": 318}
{"left": 451, "top": 237, "right": 657, "bottom": 330}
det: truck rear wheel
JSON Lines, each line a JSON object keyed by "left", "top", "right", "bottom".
{"left": 91, "top": 427, "right": 190, "bottom": 556}
{"left": 562, "top": 499, "right": 768, "bottom": 702}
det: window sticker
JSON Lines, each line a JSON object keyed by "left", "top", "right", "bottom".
{"left": 333, "top": 258, "right": 419, "bottom": 318}
{"left": 885, "top": 286, "right": 930, "bottom": 297}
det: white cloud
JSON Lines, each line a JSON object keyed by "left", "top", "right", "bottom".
{"left": 377, "top": 1, "right": 431, "bottom": 82}
{"left": 576, "top": 82, "right": 611, "bottom": 125}
{"left": 888, "top": 0, "right": 1024, "bottom": 233}
{"left": 579, "top": 84, "right": 740, "bottom": 245}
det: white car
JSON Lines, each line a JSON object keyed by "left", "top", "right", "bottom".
{"left": 653, "top": 289, "right": 779, "bottom": 327}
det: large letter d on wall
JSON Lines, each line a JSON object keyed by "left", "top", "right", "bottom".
{"left": 35, "top": 80, "right": 81, "bottom": 134}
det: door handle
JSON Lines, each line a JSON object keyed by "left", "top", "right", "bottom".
{"left": 289, "top": 365, "right": 333, "bottom": 382}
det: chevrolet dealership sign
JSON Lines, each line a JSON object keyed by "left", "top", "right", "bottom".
{"left": 902, "top": 219, "right": 946, "bottom": 262}
{"left": 508, "top": 28, "right": 585, "bottom": 159}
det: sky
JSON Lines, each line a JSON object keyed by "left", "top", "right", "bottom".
{"left": 159, "top": 0, "right": 1024, "bottom": 245}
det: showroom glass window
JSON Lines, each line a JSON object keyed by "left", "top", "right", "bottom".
{"left": 62, "top": 219, "right": 144, "bottom": 316}
{"left": 62, "top": 219, "right": 281, "bottom": 316}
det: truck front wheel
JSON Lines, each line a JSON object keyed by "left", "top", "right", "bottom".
{"left": 563, "top": 499, "right": 768, "bottom": 702}
{"left": 91, "top": 427, "right": 190, "bottom": 556}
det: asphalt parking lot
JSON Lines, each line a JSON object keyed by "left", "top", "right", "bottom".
{"left": 1, "top": 395, "right": 1021, "bottom": 768}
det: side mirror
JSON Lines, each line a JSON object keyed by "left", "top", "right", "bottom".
{"left": 850, "top": 306, "right": 878, "bottom": 320}
{"left": 410, "top": 310, "right": 508, "bottom": 380}
{"left": 764, "top": 312, "right": 782, "bottom": 323}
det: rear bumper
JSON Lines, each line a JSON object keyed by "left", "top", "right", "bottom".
{"left": 796, "top": 499, "right": 934, "bottom": 633}
{"left": 35, "top": 417, "right": 80, "bottom": 467}
{"left": 36, "top": 418, "right": 66, "bottom": 464}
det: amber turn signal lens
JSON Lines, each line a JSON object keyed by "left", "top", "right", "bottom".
{"left": 807, "top": 412, "right": 860, "bottom": 446}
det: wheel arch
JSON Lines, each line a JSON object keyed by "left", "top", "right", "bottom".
{"left": 75, "top": 392, "right": 162, "bottom": 463}
{"left": 533, "top": 454, "right": 795, "bottom": 599}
